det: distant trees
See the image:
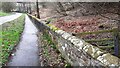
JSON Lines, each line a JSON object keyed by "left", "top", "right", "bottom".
{"left": 39, "top": 2, "right": 47, "bottom": 8}
{"left": 0, "top": 3, "right": 2, "bottom": 10}
{"left": 52, "top": 2, "right": 119, "bottom": 17}
{"left": 1, "top": 2, "right": 16, "bottom": 12}
{"left": 56, "top": 2, "right": 67, "bottom": 16}
{"left": 24, "top": 2, "right": 119, "bottom": 21}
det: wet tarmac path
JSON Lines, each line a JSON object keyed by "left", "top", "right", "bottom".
{"left": 0, "top": 13, "right": 22, "bottom": 25}
{"left": 7, "top": 15, "right": 40, "bottom": 66}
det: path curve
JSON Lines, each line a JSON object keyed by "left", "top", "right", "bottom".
{"left": 7, "top": 15, "right": 40, "bottom": 66}
{"left": 0, "top": 13, "right": 22, "bottom": 25}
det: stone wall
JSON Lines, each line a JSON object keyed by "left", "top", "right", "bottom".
{"left": 28, "top": 14, "right": 120, "bottom": 66}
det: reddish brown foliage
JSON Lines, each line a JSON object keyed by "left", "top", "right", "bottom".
{"left": 53, "top": 16, "right": 100, "bottom": 33}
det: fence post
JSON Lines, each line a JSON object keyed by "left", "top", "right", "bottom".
{"left": 114, "top": 13, "right": 120, "bottom": 57}
{"left": 114, "top": 27, "right": 120, "bottom": 57}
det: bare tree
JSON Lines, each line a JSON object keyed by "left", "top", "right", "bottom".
{"left": 57, "top": 2, "right": 67, "bottom": 16}
{"left": 28, "top": 2, "right": 32, "bottom": 14}
{"left": 2, "top": 2, "right": 16, "bottom": 12}
{"left": 36, "top": 0, "right": 40, "bottom": 18}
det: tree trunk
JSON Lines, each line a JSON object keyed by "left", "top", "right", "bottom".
{"left": 36, "top": 0, "right": 40, "bottom": 18}
{"left": 29, "top": 2, "right": 31, "bottom": 14}
{"left": 23, "top": 2, "right": 26, "bottom": 13}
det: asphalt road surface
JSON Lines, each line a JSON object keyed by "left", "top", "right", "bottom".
{"left": 0, "top": 13, "right": 22, "bottom": 25}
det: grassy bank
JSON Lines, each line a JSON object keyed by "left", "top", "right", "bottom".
{"left": 38, "top": 32, "right": 71, "bottom": 67}
{"left": 1, "top": 14, "right": 25, "bottom": 65}
{"left": 0, "top": 11, "right": 10, "bottom": 16}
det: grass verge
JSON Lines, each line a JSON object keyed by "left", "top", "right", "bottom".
{"left": 0, "top": 11, "right": 11, "bottom": 17}
{"left": 1, "top": 14, "right": 25, "bottom": 65}
{"left": 38, "top": 32, "right": 71, "bottom": 67}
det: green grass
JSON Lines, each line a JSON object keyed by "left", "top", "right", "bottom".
{"left": 0, "top": 11, "right": 10, "bottom": 16}
{"left": 42, "top": 32, "right": 71, "bottom": 67}
{"left": 42, "top": 32, "right": 56, "bottom": 49}
{"left": 1, "top": 14, "right": 25, "bottom": 65}
{"left": 42, "top": 32, "right": 55, "bottom": 57}
{"left": 76, "top": 29, "right": 115, "bottom": 36}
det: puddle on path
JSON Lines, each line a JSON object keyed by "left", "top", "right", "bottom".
{"left": 7, "top": 15, "right": 40, "bottom": 66}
